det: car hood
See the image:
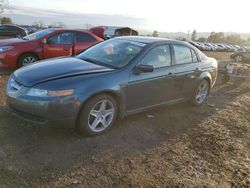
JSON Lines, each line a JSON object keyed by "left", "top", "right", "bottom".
{"left": 0, "top": 38, "right": 28, "bottom": 46}
{"left": 13, "top": 57, "right": 114, "bottom": 87}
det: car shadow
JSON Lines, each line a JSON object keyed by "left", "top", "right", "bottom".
{"left": 0, "top": 82, "right": 249, "bottom": 186}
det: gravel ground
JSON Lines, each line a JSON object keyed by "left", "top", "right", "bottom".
{"left": 0, "top": 69, "right": 249, "bottom": 187}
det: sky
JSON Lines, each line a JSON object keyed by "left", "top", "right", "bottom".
{"left": 3, "top": 0, "right": 250, "bottom": 33}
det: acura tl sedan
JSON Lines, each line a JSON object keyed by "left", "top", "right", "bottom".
{"left": 6, "top": 36, "right": 218, "bottom": 136}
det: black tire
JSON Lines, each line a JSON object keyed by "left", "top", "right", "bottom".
{"left": 77, "top": 94, "right": 118, "bottom": 136}
{"left": 191, "top": 79, "right": 210, "bottom": 106}
{"left": 18, "top": 53, "right": 39, "bottom": 67}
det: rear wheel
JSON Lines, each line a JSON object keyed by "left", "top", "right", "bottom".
{"left": 235, "top": 55, "right": 243, "bottom": 62}
{"left": 191, "top": 79, "right": 210, "bottom": 106}
{"left": 18, "top": 53, "right": 38, "bottom": 67}
{"left": 77, "top": 94, "right": 117, "bottom": 136}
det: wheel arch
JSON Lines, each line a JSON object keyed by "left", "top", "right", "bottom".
{"left": 76, "top": 90, "right": 125, "bottom": 125}
{"left": 199, "top": 72, "right": 212, "bottom": 93}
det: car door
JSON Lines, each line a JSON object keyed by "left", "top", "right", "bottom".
{"left": 172, "top": 44, "right": 202, "bottom": 99}
{"left": 74, "top": 32, "right": 98, "bottom": 54}
{"left": 43, "top": 32, "right": 75, "bottom": 59}
{"left": 127, "top": 44, "right": 176, "bottom": 111}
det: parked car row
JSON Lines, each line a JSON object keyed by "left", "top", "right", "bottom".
{"left": 188, "top": 41, "right": 249, "bottom": 53}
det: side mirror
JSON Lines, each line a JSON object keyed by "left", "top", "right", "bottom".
{"left": 133, "top": 64, "right": 154, "bottom": 74}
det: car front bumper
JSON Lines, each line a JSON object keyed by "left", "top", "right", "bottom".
{"left": 0, "top": 52, "right": 17, "bottom": 68}
{"left": 6, "top": 94, "right": 81, "bottom": 128}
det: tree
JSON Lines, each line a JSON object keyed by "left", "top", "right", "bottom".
{"left": 191, "top": 30, "right": 197, "bottom": 41}
{"left": 197, "top": 37, "right": 207, "bottom": 43}
{"left": 0, "top": 16, "right": 12, "bottom": 24}
{"left": 152, "top": 31, "right": 159, "bottom": 37}
{"left": 0, "top": 0, "right": 8, "bottom": 14}
{"left": 85, "top": 24, "right": 92, "bottom": 29}
{"left": 225, "top": 34, "right": 243, "bottom": 45}
{"left": 48, "top": 22, "right": 65, "bottom": 28}
{"left": 207, "top": 32, "right": 225, "bottom": 43}
{"left": 32, "top": 21, "right": 45, "bottom": 29}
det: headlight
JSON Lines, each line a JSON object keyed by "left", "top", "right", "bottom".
{"left": 27, "top": 88, "right": 74, "bottom": 97}
{"left": 27, "top": 88, "right": 48, "bottom": 97}
{"left": 0, "top": 46, "right": 14, "bottom": 52}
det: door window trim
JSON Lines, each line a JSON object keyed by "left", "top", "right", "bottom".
{"left": 47, "top": 31, "right": 75, "bottom": 45}
{"left": 136, "top": 44, "right": 173, "bottom": 70}
{"left": 172, "top": 44, "right": 201, "bottom": 66}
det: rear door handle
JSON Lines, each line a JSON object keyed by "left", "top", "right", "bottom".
{"left": 194, "top": 67, "right": 202, "bottom": 72}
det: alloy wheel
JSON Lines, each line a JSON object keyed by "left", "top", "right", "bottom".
{"left": 196, "top": 81, "right": 209, "bottom": 104}
{"left": 88, "top": 99, "right": 115, "bottom": 133}
{"left": 22, "top": 56, "right": 37, "bottom": 66}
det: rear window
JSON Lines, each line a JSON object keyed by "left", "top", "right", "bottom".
{"left": 76, "top": 32, "right": 96, "bottom": 42}
{"left": 173, "top": 45, "right": 193, "bottom": 64}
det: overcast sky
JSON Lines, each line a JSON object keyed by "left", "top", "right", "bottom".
{"left": 5, "top": 0, "right": 250, "bottom": 33}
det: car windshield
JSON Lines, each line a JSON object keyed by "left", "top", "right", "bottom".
{"left": 77, "top": 39, "right": 145, "bottom": 68}
{"left": 23, "top": 29, "right": 55, "bottom": 40}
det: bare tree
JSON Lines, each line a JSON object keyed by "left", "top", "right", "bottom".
{"left": 85, "top": 24, "right": 92, "bottom": 30}
{"left": 0, "top": 0, "right": 9, "bottom": 14}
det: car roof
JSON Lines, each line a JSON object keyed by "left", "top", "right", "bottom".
{"left": 47, "top": 28, "right": 89, "bottom": 32}
{"left": 1, "top": 24, "right": 26, "bottom": 30}
{"left": 114, "top": 36, "right": 175, "bottom": 44}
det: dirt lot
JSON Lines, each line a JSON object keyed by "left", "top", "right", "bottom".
{"left": 0, "top": 58, "right": 249, "bottom": 187}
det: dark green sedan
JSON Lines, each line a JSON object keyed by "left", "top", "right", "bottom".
{"left": 6, "top": 36, "right": 218, "bottom": 136}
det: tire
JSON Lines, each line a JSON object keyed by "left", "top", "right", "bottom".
{"left": 18, "top": 53, "right": 39, "bottom": 67}
{"left": 77, "top": 94, "right": 118, "bottom": 136}
{"left": 235, "top": 55, "right": 243, "bottom": 62}
{"left": 191, "top": 79, "right": 210, "bottom": 106}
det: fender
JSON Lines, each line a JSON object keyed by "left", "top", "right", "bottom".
{"left": 199, "top": 71, "right": 212, "bottom": 90}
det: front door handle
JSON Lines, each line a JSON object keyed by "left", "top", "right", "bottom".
{"left": 167, "top": 72, "right": 174, "bottom": 78}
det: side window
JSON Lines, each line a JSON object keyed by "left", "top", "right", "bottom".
{"left": 48, "top": 32, "right": 74, "bottom": 45}
{"left": 173, "top": 45, "right": 193, "bottom": 65}
{"left": 191, "top": 49, "right": 198, "bottom": 62}
{"left": 0, "top": 25, "right": 6, "bottom": 30}
{"left": 6, "top": 26, "right": 16, "bottom": 31}
{"left": 139, "top": 45, "right": 172, "bottom": 68}
{"left": 76, "top": 32, "right": 95, "bottom": 42}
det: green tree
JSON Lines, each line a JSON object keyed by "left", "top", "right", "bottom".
{"left": 152, "top": 31, "right": 159, "bottom": 37}
{"left": 207, "top": 32, "right": 225, "bottom": 43}
{"left": 197, "top": 37, "right": 207, "bottom": 43}
{"left": 225, "top": 34, "right": 243, "bottom": 45}
{"left": 0, "top": 16, "right": 12, "bottom": 24}
{"left": 191, "top": 30, "right": 197, "bottom": 41}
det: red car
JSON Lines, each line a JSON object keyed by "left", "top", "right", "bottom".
{"left": 0, "top": 28, "right": 103, "bottom": 68}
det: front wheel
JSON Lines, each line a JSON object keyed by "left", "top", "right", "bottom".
{"left": 77, "top": 94, "right": 117, "bottom": 136}
{"left": 18, "top": 53, "right": 38, "bottom": 67}
{"left": 191, "top": 80, "right": 210, "bottom": 106}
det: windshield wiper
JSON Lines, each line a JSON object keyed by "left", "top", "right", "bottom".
{"left": 79, "top": 57, "right": 118, "bottom": 69}
{"left": 81, "top": 57, "right": 103, "bottom": 65}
